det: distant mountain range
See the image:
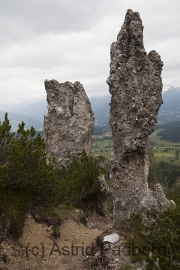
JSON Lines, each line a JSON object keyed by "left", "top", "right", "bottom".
{"left": 158, "top": 87, "right": 180, "bottom": 122}
{"left": 0, "top": 100, "right": 47, "bottom": 122}
{"left": 0, "top": 87, "right": 180, "bottom": 130}
{"left": 0, "top": 111, "right": 43, "bottom": 131}
{"left": 90, "top": 95, "right": 110, "bottom": 125}
{"left": 0, "top": 100, "right": 47, "bottom": 131}
{"left": 92, "top": 87, "right": 180, "bottom": 125}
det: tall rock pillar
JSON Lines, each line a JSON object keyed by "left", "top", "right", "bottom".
{"left": 44, "top": 80, "right": 94, "bottom": 168}
{"left": 44, "top": 79, "right": 110, "bottom": 216}
{"left": 107, "top": 9, "right": 170, "bottom": 228}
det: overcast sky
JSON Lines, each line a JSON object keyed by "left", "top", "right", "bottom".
{"left": 0, "top": 0, "right": 179, "bottom": 104}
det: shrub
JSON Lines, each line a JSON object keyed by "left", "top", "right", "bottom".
{"left": 59, "top": 150, "right": 105, "bottom": 204}
{"left": 0, "top": 189, "right": 30, "bottom": 239}
{"left": 124, "top": 208, "right": 180, "bottom": 269}
{"left": 0, "top": 113, "right": 105, "bottom": 238}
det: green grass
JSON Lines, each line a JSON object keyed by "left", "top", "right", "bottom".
{"left": 151, "top": 134, "right": 180, "bottom": 165}
{"left": 120, "top": 264, "right": 135, "bottom": 270}
{"left": 153, "top": 136, "right": 180, "bottom": 147}
{"left": 92, "top": 151, "right": 110, "bottom": 159}
{"left": 92, "top": 141, "right": 111, "bottom": 147}
{"left": 91, "top": 137, "right": 112, "bottom": 161}
{"left": 153, "top": 154, "right": 180, "bottom": 165}
{"left": 92, "top": 133, "right": 180, "bottom": 165}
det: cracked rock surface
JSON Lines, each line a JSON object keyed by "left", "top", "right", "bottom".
{"left": 44, "top": 80, "right": 94, "bottom": 168}
{"left": 107, "top": 9, "right": 170, "bottom": 228}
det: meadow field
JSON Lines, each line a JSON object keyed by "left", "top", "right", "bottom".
{"left": 91, "top": 131, "right": 180, "bottom": 166}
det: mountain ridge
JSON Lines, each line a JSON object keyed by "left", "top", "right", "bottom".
{"left": 0, "top": 111, "right": 43, "bottom": 131}
{"left": 0, "top": 87, "right": 180, "bottom": 128}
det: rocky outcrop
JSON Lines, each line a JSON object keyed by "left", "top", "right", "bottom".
{"left": 97, "top": 175, "right": 111, "bottom": 216}
{"left": 79, "top": 175, "right": 111, "bottom": 217}
{"left": 44, "top": 80, "right": 94, "bottom": 168}
{"left": 44, "top": 79, "right": 110, "bottom": 216}
{"left": 107, "top": 9, "right": 170, "bottom": 228}
{"left": 83, "top": 230, "right": 135, "bottom": 270}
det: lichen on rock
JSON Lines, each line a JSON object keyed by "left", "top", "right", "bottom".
{"left": 107, "top": 9, "right": 170, "bottom": 228}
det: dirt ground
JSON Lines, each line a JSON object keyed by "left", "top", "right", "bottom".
{"left": 0, "top": 212, "right": 114, "bottom": 270}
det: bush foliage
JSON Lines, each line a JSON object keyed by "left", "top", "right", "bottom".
{"left": 0, "top": 113, "right": 61, "bottom": 205}
{"left": 124, "top": 208, "right": 180, "bottom": 269}
{"left": 60, "top": 151, "right": 105, "bottom": 204}
{"left": 0, "top": 113, "right": 105, "bottom": 238}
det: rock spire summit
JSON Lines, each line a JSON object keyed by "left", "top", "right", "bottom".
{"left": 107, "top": 9, "right": 170, "bottom": 228}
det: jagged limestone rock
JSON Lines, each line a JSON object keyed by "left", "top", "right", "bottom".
{"left": 107, "top": 9, "right": 170, "bottom": 228}
{"left": 44, "top": 79, "right": 110, "bottom": 216}
{"left": 44, "top": 80, "right": 94, "bottom": 168}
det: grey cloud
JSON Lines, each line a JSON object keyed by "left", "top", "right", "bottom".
{"left": 0, "top": 0, "right": 107, "bottom": 44}
{"left": 0, "top": 0, "right": 180, "bottom": 104}
{"left": 1, "top": 0, "right": 180, "bottom": 43}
